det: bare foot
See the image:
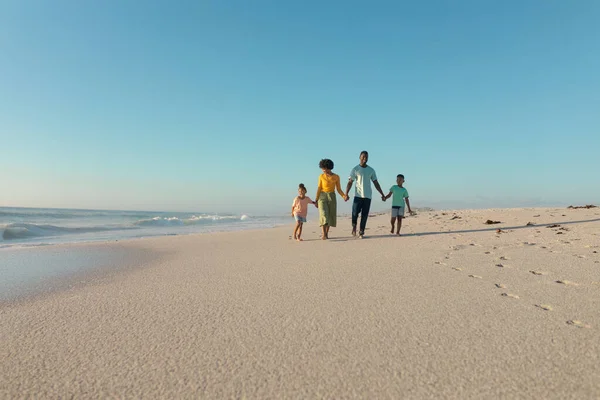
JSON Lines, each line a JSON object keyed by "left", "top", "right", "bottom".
{"left": 293, "top": 236, "right": 297, "bottom": 240}
{"left": 352, "top": 229, "right": 357, "bottom": 237}
{"left": 390, "top": 228, "right": 394, "bottom": 234}
{"left": 296, "top": 238, "right": 303, "bottom": 242}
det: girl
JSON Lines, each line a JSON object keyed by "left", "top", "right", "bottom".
{"left": 315, "top": 159, "right": 349, "bottom": 240}
{"left": 291, "top": 183, "right": 317, "bottom": 241}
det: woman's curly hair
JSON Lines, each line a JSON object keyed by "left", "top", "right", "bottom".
{"left": 318, "top": 159, "right": 334, "bottom": 170}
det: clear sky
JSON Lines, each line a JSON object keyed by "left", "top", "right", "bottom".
{"left": 1, "top": 0, "right": 599, "bottom": 215}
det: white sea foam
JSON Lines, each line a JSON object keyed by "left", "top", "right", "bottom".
{"left": 0, "top": 207, "right": 281, "bottom": 247}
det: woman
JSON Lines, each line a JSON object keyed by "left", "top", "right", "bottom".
{"left": 315, "top": 159, "right": 349, "bottom": 240}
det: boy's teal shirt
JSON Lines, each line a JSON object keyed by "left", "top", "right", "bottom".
{"left": 389, "top": 185, "right": 409, "bottom": 207}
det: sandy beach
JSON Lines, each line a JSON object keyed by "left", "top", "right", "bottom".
{"left": 1, "top": 207, "right": 599, "bottom": 398}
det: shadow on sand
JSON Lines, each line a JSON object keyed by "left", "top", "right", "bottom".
{"left": 320, "top": 218, "right": 600, "bottom": 241}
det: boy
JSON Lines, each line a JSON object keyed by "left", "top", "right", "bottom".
{"left": 384, "top": 174, "right": 413, "bottom": 236}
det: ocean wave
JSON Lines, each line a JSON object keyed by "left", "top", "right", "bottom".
{"left": 1, "top": 223, "right": 133, "bottom": 241}
{"left": 133, "top": 215, "right": 249, "bottom": 227}
{"left": 1, "top": 214, "right": 254, "bottom": 241}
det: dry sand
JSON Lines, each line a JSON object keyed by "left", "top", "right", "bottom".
{"left": 1, "top": 207, "right": 599, "bottom": 398}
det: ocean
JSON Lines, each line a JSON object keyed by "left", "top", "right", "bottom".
{"left": 0, "top": 207, "right": 290, "bottom": 300}
{"left": 0, "top": 207, "right": 290, "bottom": 249}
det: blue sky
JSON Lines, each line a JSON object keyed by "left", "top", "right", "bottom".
{"left": 1, "top": 0, "right": 599, "bottom": 214}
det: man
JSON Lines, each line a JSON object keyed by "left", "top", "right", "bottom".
{"left": 345, "top": 150, "right": 386, "bottom": 238}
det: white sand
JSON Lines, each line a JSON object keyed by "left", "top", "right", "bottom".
{"left": 1, "top": 207, "right": 599, "bottom": 398}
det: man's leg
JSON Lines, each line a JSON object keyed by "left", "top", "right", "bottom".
{"left": 359, "top": 198, "right": 372, "bottom": 235}
{"left": 351, "top": 197, "right": 361, "bottom": 236}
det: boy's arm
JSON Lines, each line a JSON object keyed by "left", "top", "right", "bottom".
{"left": 405, "top": 197, "right": 413, "bottom": 213}
{"left": 384, "top": 191, "right": 393, "bottom": 200}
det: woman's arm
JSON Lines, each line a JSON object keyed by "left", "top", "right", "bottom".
{"left": 315, "top": 175, "right": 322, "bottom": 201}
{"left": 335, "top": 175, "right": 346, "bottom": 198}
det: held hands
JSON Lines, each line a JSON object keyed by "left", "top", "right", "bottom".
{"left": 343, "top": 194, "right": 349, "bottom": 202}
{"left": 381, "top": 195, "right": 386, "bottom": 202}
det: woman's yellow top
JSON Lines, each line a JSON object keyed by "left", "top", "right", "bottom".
{"left": 316, "top": 173, "right": 345, "bottom": 199}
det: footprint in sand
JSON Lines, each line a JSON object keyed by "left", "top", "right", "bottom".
{"left": 468, "top": 274, "right": 482, "bottom": 279}
{"left": 496, "top": 264, "right": 507, "bottom": 268}
{"left": 452, "top": 267, "right": 463, "bottom": 271}
{"left": 434, "top": 261, "right": 447, "bottom": 266}
{"left": 499, "top": 256, "right": 509, "bottom": 260}
{"left": 535, "top": 304, "right": 553, "bottom": 311}
{"left": 566, "top": 320, "right": 591, "bottom": 328}
{"left": 530, "top": 270, "right": 547, "bottom": 276}
{"left": 501, "top": 293, "right": 519, "bottom": 299}
{"left": 556, "top": 280, "right": 579, "bottom": 286}
{"left": 495, "top": 283, "right": 506, "bottom": 289}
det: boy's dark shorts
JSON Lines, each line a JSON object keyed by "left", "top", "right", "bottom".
{"left": 391, "top": 206, "right": 405, "bottom": 218}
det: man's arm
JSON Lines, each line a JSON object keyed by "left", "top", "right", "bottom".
{"left": 373, "top": 180, "right": 386, "bottom": 199}
{"left": 345, "top": 179, "right": 353, "bottom": 198}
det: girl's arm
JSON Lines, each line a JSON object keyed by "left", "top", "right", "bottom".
{"left": 335, "top": 175, "right": 346, "bottom": 199}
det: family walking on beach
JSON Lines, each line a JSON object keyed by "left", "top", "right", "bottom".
{"left": 291, "top": 151, "right": 413, "bottom": 241}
